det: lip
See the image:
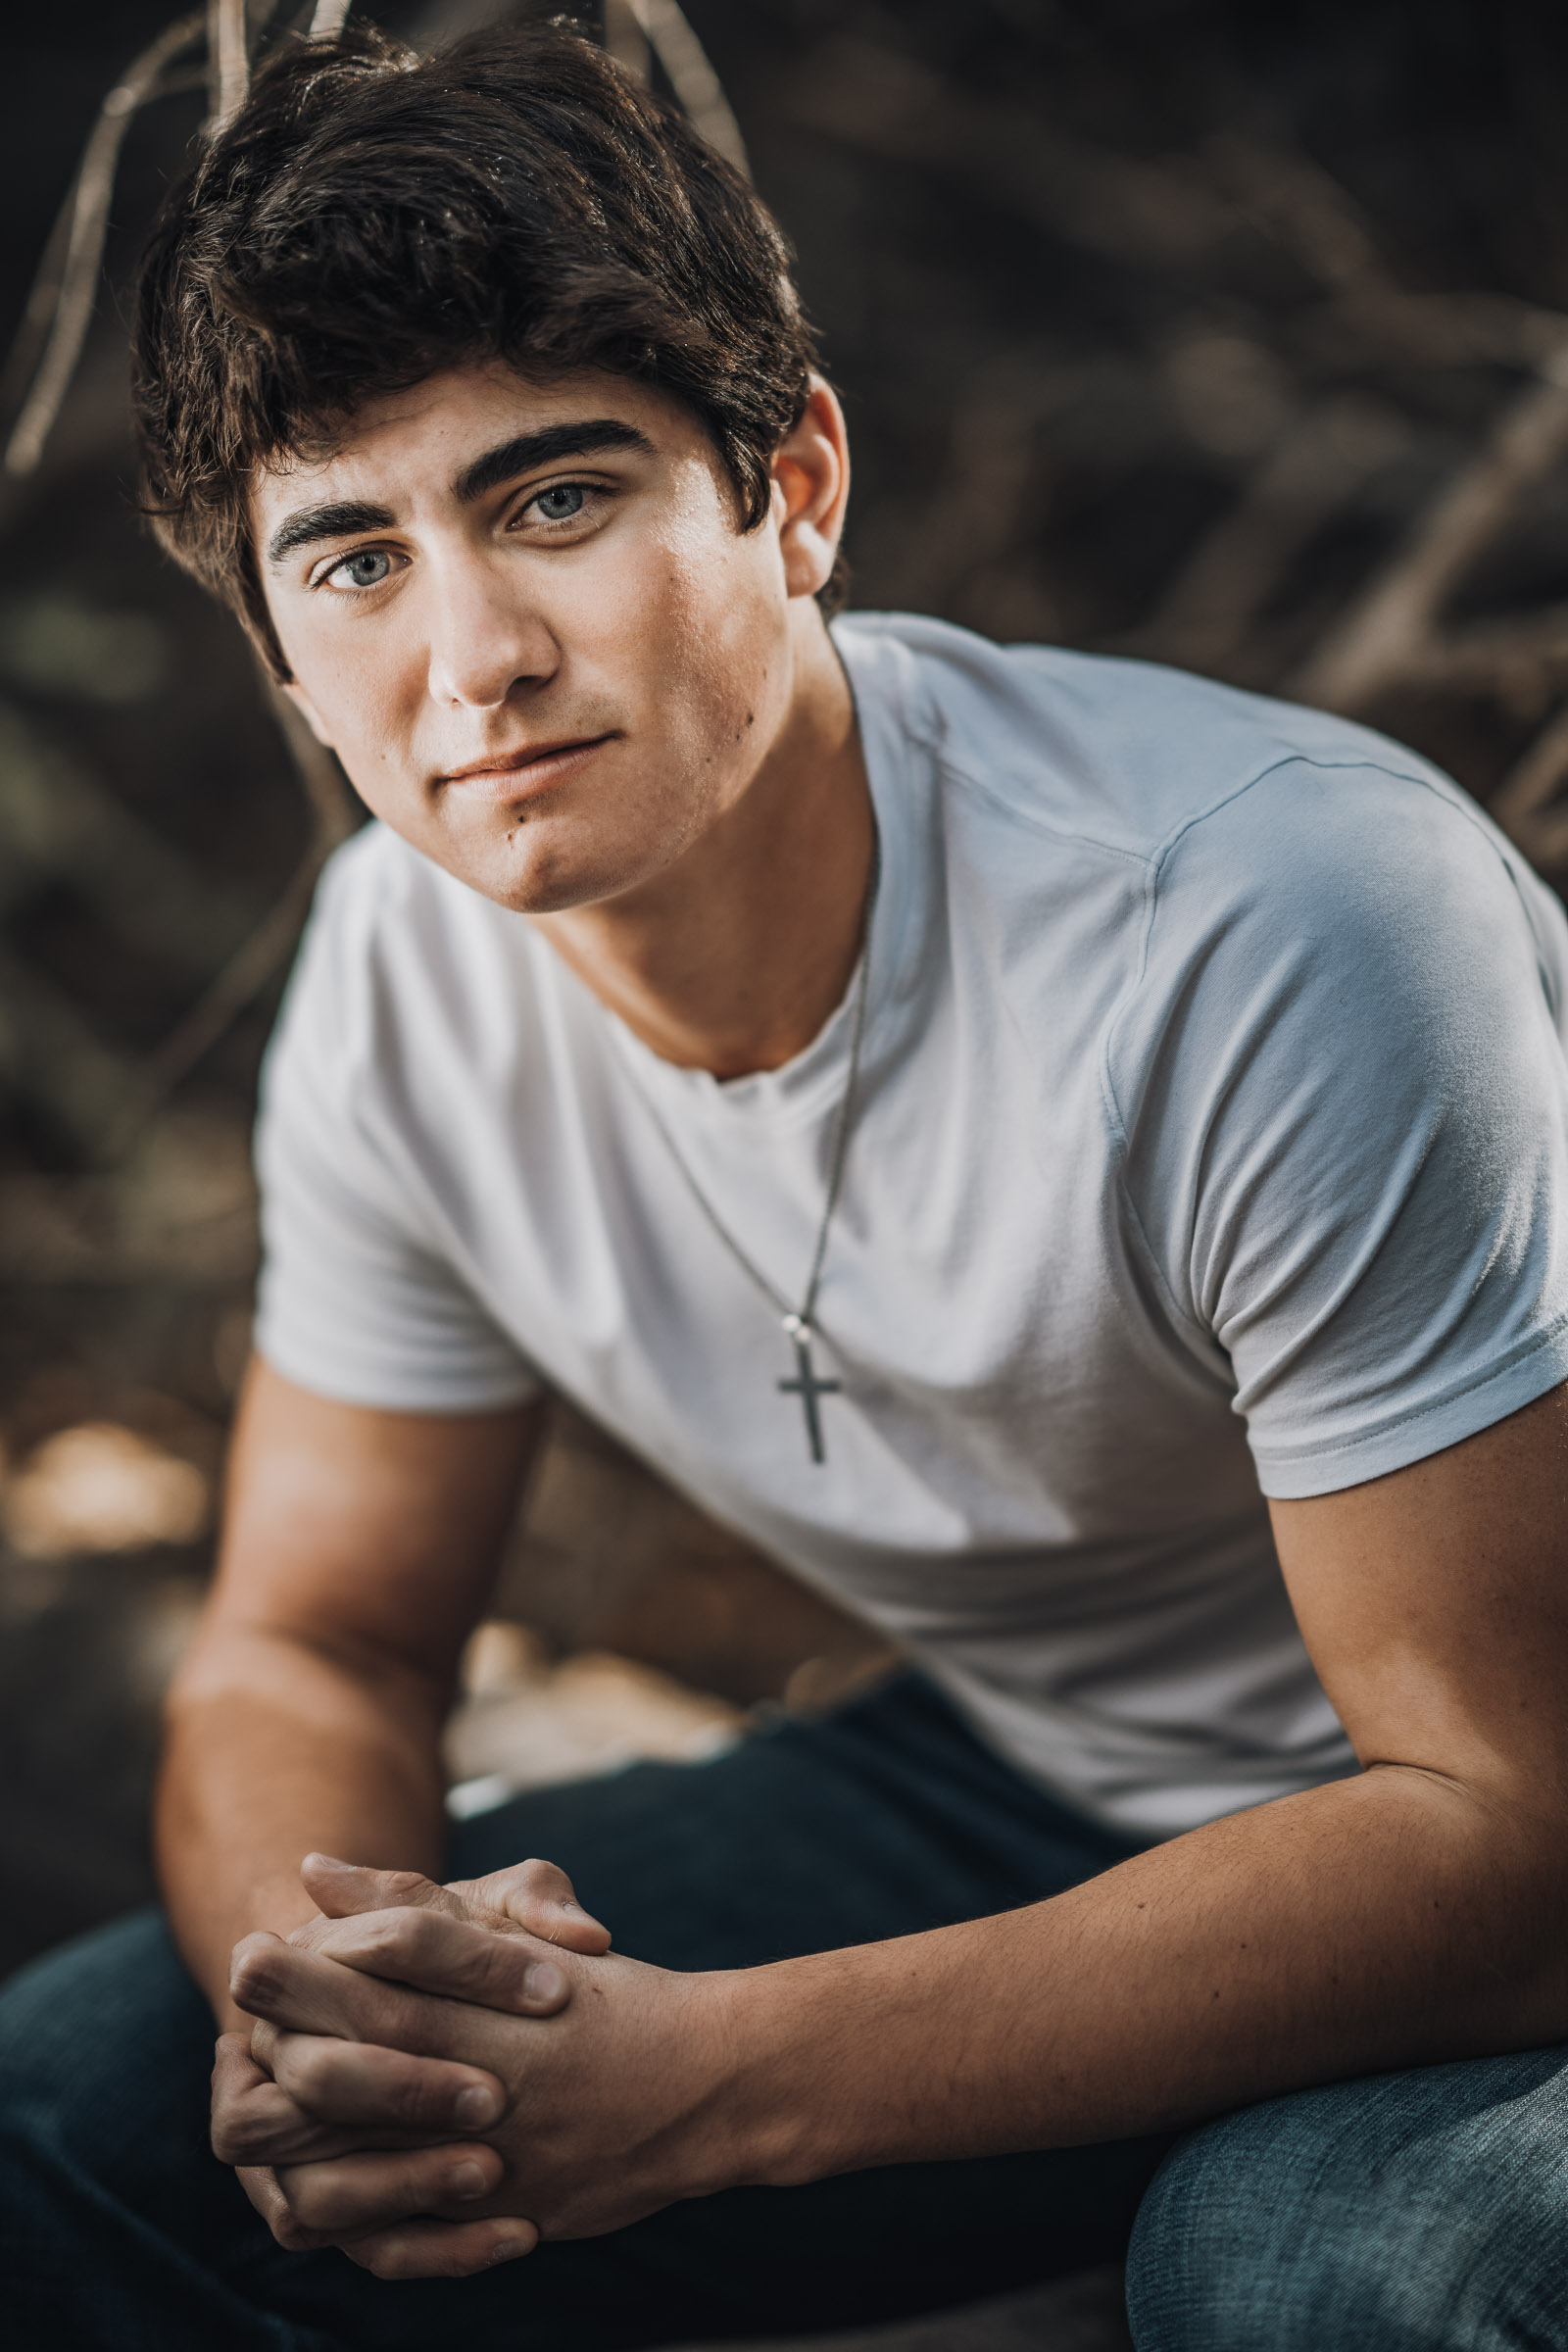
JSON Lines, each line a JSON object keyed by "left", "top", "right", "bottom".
{"left": 437, "top": 732, "right": 616, "bottom": 804}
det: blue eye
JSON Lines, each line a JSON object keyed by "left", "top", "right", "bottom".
{"left": 331, "top": 549, "right": 392, "bottom": 589}
{"left": 534, "top": 483, "right": 586, "bottom": 521}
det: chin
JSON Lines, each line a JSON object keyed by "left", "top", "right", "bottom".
{"left": 460, "top": 829, "right": 652, "bottom": 917}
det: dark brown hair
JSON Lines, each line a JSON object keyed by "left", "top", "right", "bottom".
{"left": 132, "top": 19, "right": 832, "bottom": 678}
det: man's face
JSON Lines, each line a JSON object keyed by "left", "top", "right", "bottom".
{"left": 252, "top": 362, "right": 818, "bottom": 915}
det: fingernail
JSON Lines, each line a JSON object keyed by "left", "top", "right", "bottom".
{"left": 488, "top": 2229, "right": 533, "bottom": 2265}
{"left": 524, "top": 1960, "right": 565, "bottom": 2004}
{"left": 449, "top": 2161, "right": 488, "bottom": 2198}
{"left": 455, "top": 2083, "right": 502, "bottom": 2130}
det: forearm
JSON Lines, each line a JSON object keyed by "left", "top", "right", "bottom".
{"left": 156, "top": 1626, "right": 448, "bottom": 2028}
{"left": 724, "top": 1764, "right": 1568, "bottom": 2185}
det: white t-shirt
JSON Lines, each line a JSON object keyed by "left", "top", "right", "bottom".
{"left": 255, "top": 613, "right": 1568, "bottom": 1838}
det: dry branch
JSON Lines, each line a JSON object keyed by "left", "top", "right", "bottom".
{"left": 1138, "top": 396, "right": 1406, "bottom": 675}
{"left": 4, "top": 14, "right": 206, "bottom": 480}
{"left": 602, "top": 0, "right": 652, "bottom": 86}
{"left": 206, "top": 0, "right": 249, "bottom": 129}
{"left": 1291, "top": 362, "right": 1568, "bottom": 711}
{"left": 622, "top": 0, "right": 748, "bottom": 178}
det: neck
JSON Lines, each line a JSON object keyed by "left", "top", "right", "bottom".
{"left": 528, "top": 609, "right": 874, "bottom": 1079}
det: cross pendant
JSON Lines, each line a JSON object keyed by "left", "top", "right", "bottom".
{"left": 777, "top": 1312, "right": 841, "bottom": 1465}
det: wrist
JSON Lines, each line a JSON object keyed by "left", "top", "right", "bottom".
{"left": 699, "top": 1952, "right": 878, "bottom": 2193}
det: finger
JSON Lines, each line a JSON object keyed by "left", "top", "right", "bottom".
{"left": 298, "top": 1850, "right": 611, "bottom": 1956}
{"left": 214, "top": 2034, "right": 328, "bottom": 2167}
{"left": 307, "top": 1904, "right": 572, "bottom": 2014}
{"left": 218, "top": 2086, "right": 383, "bottom": 2167}
{"left": 273, "top": 2141, "right": 504, "bottom": 2239}
{"left": 218, "top": 2030, "right": 493, "bottom": 2162}
{"left": 236, "top": 2159, "right": 476, "bottom": 2259}
{"left": 342, "top": 2216, "right": 537, "bottom": 2279}
{"left": 456, "top": 1858, "right": 612, "bottom": 1955}
{"left": 265, "top": 2028, "right": 507, "bottom": 2135}
{"left": 233, "top": 1936, "right": 454, "bottom": 2051}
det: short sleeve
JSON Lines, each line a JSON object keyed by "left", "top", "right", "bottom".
{"left": 1109, "top": 758, "right": 1568, "bottom": 1496}
{"left": 252, "top": 845, "right": 540, "bottom": 1414}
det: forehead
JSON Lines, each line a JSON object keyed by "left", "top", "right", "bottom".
{"left": 246, "top": 360, "right": 705, "bottom": 534}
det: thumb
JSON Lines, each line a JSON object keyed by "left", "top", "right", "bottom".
{"left": 298, "top": 1856, "right": 468, "bottom": 1926}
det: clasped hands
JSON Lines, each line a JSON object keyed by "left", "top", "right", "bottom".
{"left": 214, "top": 1850, "right": 744, "bottom": 2279}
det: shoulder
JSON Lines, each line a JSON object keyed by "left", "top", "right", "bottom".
{"left": 1146, "top": 735, "right": 1566, "bottom": 1023}
{"left": 832, "top": 612, "right": 1520, "bottom": 876}
{"left": 837, "top": 610, "right": 1567, "bottom": 1002}
{"left": 1105, "top": 741, "right": 1568, "bottom": 1171}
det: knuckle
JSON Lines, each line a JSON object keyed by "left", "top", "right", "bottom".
{"left": 352, "top": 1912, "right": 402, "bottom": 1957}
{"left": 360, "top": 1909, "right": 426, "bottom": 1966}
{"left": 213, "top": 2087, "right": 286, "bottom": 2165}
{"left": 285, "top": 1914, "right": 336, "bottom": 1955}
{"left": 211, "top": 2111, "right": 252, "bottom": 2164}
{"left": 391, "top": 2064, "right": 447, "bottom": 2126}
{"left": 381, "top": 1870, "right": 437, "bottom": 1908}
{"left": 270, "top": 2208, "right": 318, "bottom": 2253}
{"left": 277, "top": 2037, "right": 325, "bottom": 2100}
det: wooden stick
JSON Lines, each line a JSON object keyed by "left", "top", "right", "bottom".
{"left": 3, "top": 14, "right": 206, "bottom": 481}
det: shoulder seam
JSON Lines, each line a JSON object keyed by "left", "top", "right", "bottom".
{"left": 932, "top": 748, "right": 1156, "bottom": 871}
{"left": 1097, "top": 751, "right": 1506, "bottom": 1353}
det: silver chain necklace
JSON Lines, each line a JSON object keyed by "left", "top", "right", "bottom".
{"left": 632, "top": 844, "right": 880, "bottom": 1465}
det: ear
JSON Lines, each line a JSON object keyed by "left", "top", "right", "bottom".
{"left": 772, "top": 377, "right": 851, "bottom": 601}
{"left": 281, "top": 677, "right": 336, "bottom": 748}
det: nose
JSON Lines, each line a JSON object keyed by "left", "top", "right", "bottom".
{"left": 425, "top": 554, "right": 559, "bottom": 710}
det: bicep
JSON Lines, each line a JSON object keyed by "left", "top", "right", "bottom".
{"left": 207, "top": 1356, "right": 544, "bottom": 1686}
{"left": 1269, "top": 1382, "right": 1568, "bottom": 1809}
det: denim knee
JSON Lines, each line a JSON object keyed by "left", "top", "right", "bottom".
{"left": 0, "top": 1910, "right": 219, "bottom": 2226}
{"left": 1125, "top": 2045, "right": 1568, "bottom": 2352}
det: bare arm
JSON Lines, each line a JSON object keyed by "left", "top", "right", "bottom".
{"left": 732, "top": 1383, "right": 1568, "bottom": 2174}
{"left": 157, "top": 1357, "right": 542, "bottom": 2026}
{"left": 221, "top": 1383, "right": 1568, "bottom": 2271}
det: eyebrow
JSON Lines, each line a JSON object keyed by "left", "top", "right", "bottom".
{"left": 266, "top": 499, "right": 395, "bottom": 566}
{"left": 265, "top": 419, "right": 657, "bottom": 569}
{"left": 452, "top": 418, "right": 656, "bottom": 504}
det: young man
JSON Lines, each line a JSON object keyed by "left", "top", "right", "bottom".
{"left": 4, "top": 20, "right": 1567, "bottom": 2349}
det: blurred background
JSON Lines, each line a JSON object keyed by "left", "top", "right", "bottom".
{"left": 5, "top": 0, "right": 1568, "bottom": 1982}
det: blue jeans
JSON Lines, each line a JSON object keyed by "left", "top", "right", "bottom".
{"left": 1, "top": 1673, "right": 1563, "bottom": 2349}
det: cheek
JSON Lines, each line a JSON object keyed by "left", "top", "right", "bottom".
{"left": 287, "top": 625, "right": 426, "bottom": 786}
{"left": 617, "top": 523, "right": 788, "bottom": 767}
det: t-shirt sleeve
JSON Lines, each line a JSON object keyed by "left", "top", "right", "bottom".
{"left": 1108, "top": 757, "right": 1568, "bottom": 1497}
{"left": 251, "top": 848, "right": 541, "bottom": 1414}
